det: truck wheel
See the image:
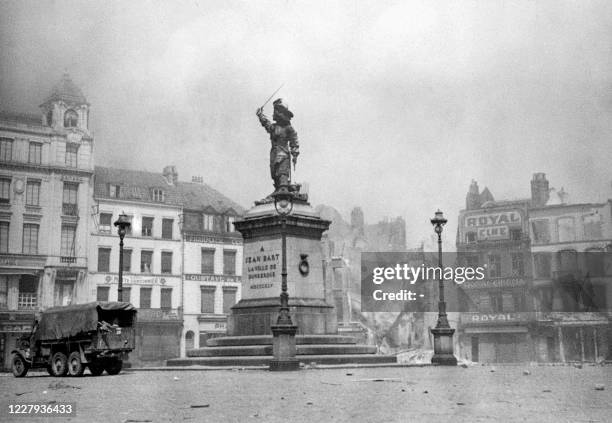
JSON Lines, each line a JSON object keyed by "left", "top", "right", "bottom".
{"left": 50, "top": 352, "right": 68, "bottom": 377}
{"left": 105, "top": 359, "right": 123, "bottom": 375}
{"left": 67, "top": 352, "right": 85, "bottom": 377}
{"left": 88, "top": 361, "right": 104, "bottom": 376}
{"left": 12, "top": 355, "right": 29, "bottom": 378}
{"left": 46, "top": 365, "right": 54, "bottom": 376}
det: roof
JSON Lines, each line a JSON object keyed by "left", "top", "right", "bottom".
{"left": 0, "top": 110, "right": 43, "bottom": 127}
{"left": 42, "top": 73, "right": 88, "bottom": 105}
{"left": 177, "top": 181, "right": 245, "bottom": 215}
{"left": 94, "top": 166, "right": 245, "bottom": 214}
{"left": 94, "top": 166, "right": 183, "bottom": 205}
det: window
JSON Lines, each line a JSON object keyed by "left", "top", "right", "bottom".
{"left": 226, "top": 216, "right": 236, "bottom": 232}
{"left": 203, "top": 214, "right": 214, "bottom": 231}
{"left": 533, "top": 253, "right": 552, "bottom": 278}
{"left": 0, "top": 178, "right": 10, "bottom": 203}
{"left": 161, "top": 218, "right": 173, "bottom": 240}
{"left": 54, "top": 280, "right": 74, "bottom": 306}
{"left": 26, "top": 180, "right": 40, "bottom": 206}
{"left": 509, "top": 229, "right": 522, "bottom": 241}
{"left": 490, "top": 291, "right": 503, "bottom": 313}
{"left": 124, "top": 215, "right": 133, "bottom": 235}
{"left": 142, "top": 217, "right": 154, "bottom": 237}
{"left": 60, "top": 225, "right": 76, "bottom": 256}
{"left": 185, "top": 331, "right": 195, "bottom": 350}
{"left": 0, "top": 276, "right": 7, "bottom": 309}
{"left": 0, "top": 138, "right": 12, "bottom": 161}
{"left": 464, "top": 255, "right": 479, "bottom": 269}
{"left": 161, "top": 288, "right": 172, "bottom": 309}
{"left": 585, "top": 248, "right": 605, "bottom": 277}
{"left": 140, "top": 287, "right": 152, "bottom": 308}
{"left": 22, "top": 224, "right": 39, "bottom": 254}
{"left": 466, "top": 232, "right": 476, "bottom": 243}
{"left": 0, "top": 222, "right": 8, "bottom": 253}
{"left": 18, "top": 275, "right": 38, "bottom": 310}
{"left": 96, "top": 286, "right": 110, "bottom": 302}
{"left": 222, "top": 287, "right": 237, "bottom": 314}
{"left": 183, "top": 212, "right": 201, "bottom": 231}
{"left": 122, "top": 287, "right": 131, "bottom": 303}
{"left": 201, "top": 249, "right": 215, "bottom": 274}
{"left": 201, "top": 286, "right": 216, "bottom": 313}
{"left": 583, "top": 214, "right": 602, "bottom": 240}
{"left": 511, "top": 253, "right": 524, "bottom": 276}
{"left": 98, "top": 247, "right": 111, "bottom": 272}
{"left": 531, "top": 220, "right": 550, "bottom": 244}
{"left": 28, "top": 142, "right": 42, "bottom": 164}
{"left": 122, "top": 249, "right": 132, "bottom": 272}
{"left": 109, "top": 184, "right": 121, "bottom": 198}
{"left": 557, "top": 217, "right": 575, "bottom": 243}
{"left": 46, "top": 110, "right": 53, "bottom": 126}
{"left": 65, "top": 143, "right": 78, "bottom": 167}
{"left": 161, "top": 251, "right": 173, "bottom": 274}
{"left": 62, "top": 183, "right": 78, "bottom": 216}
{"left": 64, "top": 110, "right": 78, "bottom": 127}
{"left": 140, "top": 250, "right": 153, "bottom": 273}
{"left": 223, "top": 250, "right": 236, "bottom": 275}
{"left": 488, "top": 254, "right": 501, "bottom": 278}
{"left": 151, "top": 188, "right": 164, "bottom": 202}
{"left": 99, "top": 213, "right": 112, "bottom": 233}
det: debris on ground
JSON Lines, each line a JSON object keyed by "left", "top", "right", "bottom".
{"left": 190, "top": 404, "right": 210, "bottom": 408}
{"left": 460, "top": 363, "right": 469, "bottom": 369}
{"left": 15, "top": 391, "right": 32, "bottom": 396}
{"left": 457, "top": 402, "right": 465, "bottom": 406}
{"left": 523, "top": 370, "right": 531, "bottom": 376}
{"left": 306, "top": 402, "right": 313, "bottom": 405}
{"left": 173, "top": 376, "right": 180, "bottom": 381}
{"left": 594, "top": 384, "right": 605, "bottom": 391}
{"left": 354, "top": 378, "right": 401, "bottom": 383}
{"left": 423, "top": 390, "right": 428, "bottom": 394}
{"left": 345, "top": 373, "right": 353, "bottom": 376}
{"left": 542, "top": 389, "right": 552, "bottom": 393}
{"left": 48, "top": 381, "right": 81, "bottom": 390}
{"left": 573, "top": 363, "right": 583, "bottom": 369}
{"left": 396, "top": 349, "right": 433, "bottom": 364}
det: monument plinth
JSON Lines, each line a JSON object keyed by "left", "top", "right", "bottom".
{"left": 229, "top": 197, "right": 337, "bottom": 336}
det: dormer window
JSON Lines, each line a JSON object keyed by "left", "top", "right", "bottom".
{"left": 46, "top": 110, "right": 53, "bottom": 126}
{"left": 64, "top": 109, "right": 78, "bottom": 128}
{"left": 109, "top": 184, "right": 121, "bottom": 198}
{"left": 151, "top": 188, "right": 164, "bottom": 202}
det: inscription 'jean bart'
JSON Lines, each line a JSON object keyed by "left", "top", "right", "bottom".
{"left": 256, "top": 99, "right": 299, "bottom": 191}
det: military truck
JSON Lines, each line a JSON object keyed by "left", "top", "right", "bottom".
{"left": 11, "top": 302, "right": 136, "bottom": 377}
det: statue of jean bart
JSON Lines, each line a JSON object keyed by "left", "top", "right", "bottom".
{"left": 256, "top": 98, "right": 299, "bottom": 193}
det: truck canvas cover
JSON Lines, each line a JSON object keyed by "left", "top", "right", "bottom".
{"left": 36, "top": 302, "right": 136, "bottom": 341}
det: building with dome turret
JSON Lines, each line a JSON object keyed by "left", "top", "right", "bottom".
{"left": 0, "top": 73, "right": 94, "bottom": 370}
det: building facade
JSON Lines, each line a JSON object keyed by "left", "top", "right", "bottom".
{"left": 529, "top": 178, "right": 612, "bottom": 362}
{"left": 89, "top": 166, "right": 183, "bottom": 366}
{"left": 0, "top": 74, "right": 94, "bottom": 370}
{"left": 179, "top": 179, "right": 243, "bottom": 354}
{"left": 456, "top": 180, "right": 534, "bottom": 363}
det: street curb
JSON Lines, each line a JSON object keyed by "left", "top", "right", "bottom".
{"left": 128, "top": 363, "right": 438, "bottom": 372}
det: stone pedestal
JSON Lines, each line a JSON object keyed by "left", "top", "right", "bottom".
{"left": 269, "top": 324, "right": 299, "bottom": 371}
{"left": 430, "top": 327, "right": 458, "bottom": 366}
{"left": 229, "top": 199, "right": 336, "bottom": 336}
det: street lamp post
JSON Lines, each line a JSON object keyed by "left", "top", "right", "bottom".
{"left": 114, "top": 213, "right": 131, "bottom": 302}
{"left": 430, "top": 210, "right": 457, "bottom": 365}
{"left": 269, "top": 185, "right": 299, "bottom": 371}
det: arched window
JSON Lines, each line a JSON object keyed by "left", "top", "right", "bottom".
{"left": 64, "top": 110, "right": 78, "bottom": 128}
{"left": 185, "top": 330, "right": 194, "bottom": 351}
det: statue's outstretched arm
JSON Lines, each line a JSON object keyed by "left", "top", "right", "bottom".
{"left": 256, "top": 108, "right": 273, "bottom": 133}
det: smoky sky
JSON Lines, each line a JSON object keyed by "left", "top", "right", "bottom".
{"left": 1, "top": 0, "right": 612, "bottom": 248}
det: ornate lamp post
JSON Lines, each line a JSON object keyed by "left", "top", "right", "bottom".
{"left": 269, "top": 186, "right": 299, "bottom": 371}
{"left": 430, "top": 210, "right": 457, "bottom": 365}
{"left": 114, "top": 213, "right": 131, "bottom": 302}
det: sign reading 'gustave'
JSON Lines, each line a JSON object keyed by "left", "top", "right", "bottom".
{"left": 245, "top": 252, "right": 280, "bottom": 289}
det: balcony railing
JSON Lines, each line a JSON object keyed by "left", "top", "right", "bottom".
{"left": 62, "top": 203, "right": 78, "bottom": 216}
{"left": 18, "top": 293, "right": 37, "bottom": 310}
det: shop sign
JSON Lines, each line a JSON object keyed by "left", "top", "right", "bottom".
{"left": 103, "top": 275, "right": 168, "bottom": 285}
{"left": 138, "top": 309, "right": 180, "bottom": 321}
{"left": 184, "top": 234, "right": 242, "bottom": 245}
{"left": 462, "top": 278, "right": 526, "bottom": 289}
{"left": 477, "top": 225, "right": 508, "bottom": 240}
{"left": 0, "top": 254, "right": 45, "bottom": 268}
{"left": 465, "top": 211, "right": 521, "bottom": 228}
{"left": 463, "top": 313, "right": 526, "bottom": 324}
{"left": 0, "top": 323, "right": 32, "bottom": 333}
{"left": 185, "top": 274, "right": 241, "bottom": 283}
{"left": 199, "top": 321, "right": 227, "bottom": 331}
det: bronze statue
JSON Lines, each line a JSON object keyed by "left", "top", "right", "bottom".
{"left": 256, "top": 98, "right": 299, "bottom": 192}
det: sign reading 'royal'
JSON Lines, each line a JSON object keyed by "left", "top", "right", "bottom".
{"left": 465, "top": 211, "right": 521, "bottom": 228}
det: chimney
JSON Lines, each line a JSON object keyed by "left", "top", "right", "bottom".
{"left": 531, "top": 173, "right": 550, "bottom": 207}
{"left": 466, "top": 180, "right": 481, "bottom": 210}
{"left": 163, "top": 165, "right": 178, "bottom": 185}
{"left": 191, "top": 176, "right": 203, "bottom": 184}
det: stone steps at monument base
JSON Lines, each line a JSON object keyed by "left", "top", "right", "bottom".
{"left": 167, "top": 354, "right": 397, "bottom": 367}
{"left": 206, "top": 334, "right": 358, "bottom": 347}
{"left": 187, "top": 344, "right": 377, "bottom": 357}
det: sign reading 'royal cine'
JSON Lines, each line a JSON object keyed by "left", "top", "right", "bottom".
{"left": 465, "top": 210, "right": 522, "bottom": 240}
